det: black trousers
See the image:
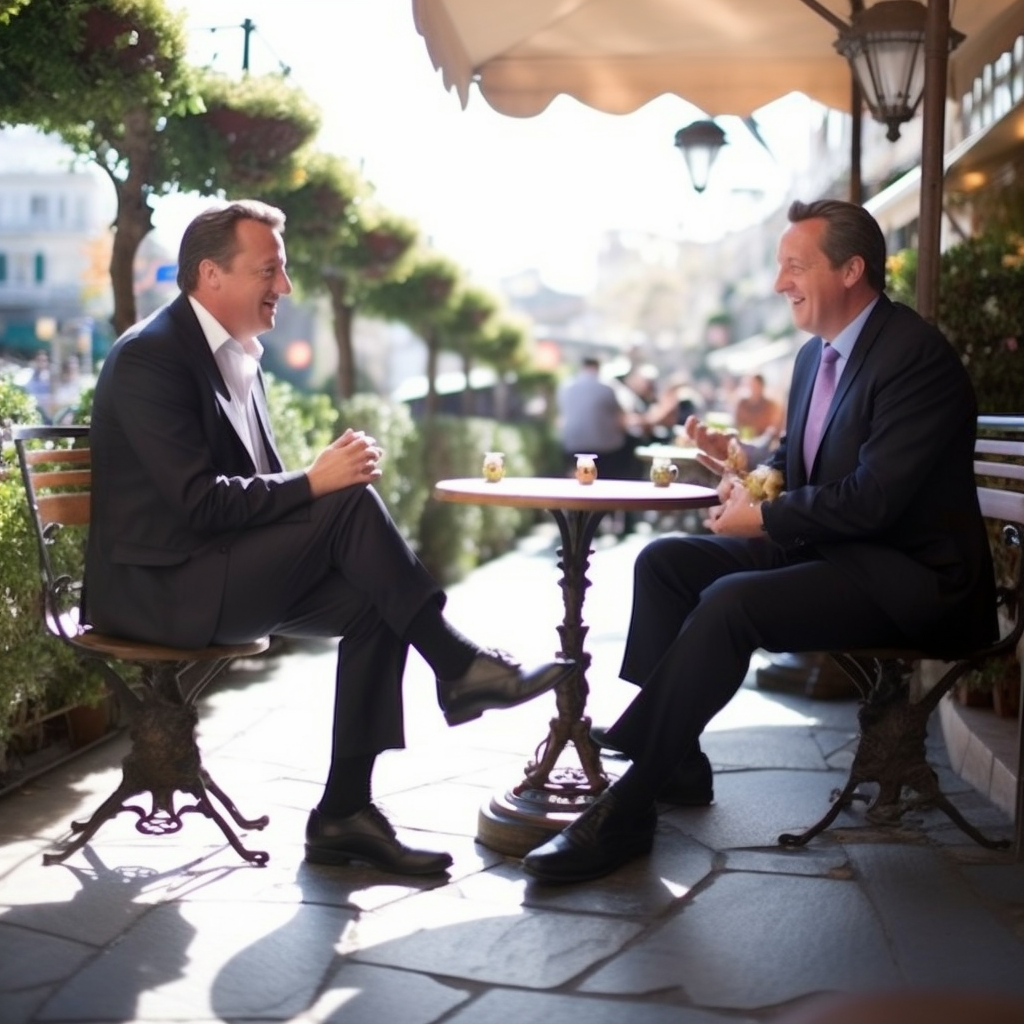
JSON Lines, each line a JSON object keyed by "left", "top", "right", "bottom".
{"left": 605, "top": 534, "right": 906, "bottom": 792}
{"left": 211, "top": 485, "right": 443, "bottom": 758}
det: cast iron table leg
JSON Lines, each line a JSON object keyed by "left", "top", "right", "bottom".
{"left": 476, "top": 507, "right": 610, "bottom": 856}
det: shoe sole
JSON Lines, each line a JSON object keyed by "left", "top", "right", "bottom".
{"left": 304, "top": 844, "right": 452, "bottom": 875}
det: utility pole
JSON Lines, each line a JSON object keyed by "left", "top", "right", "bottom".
{"left": 241, "top": 18, "right": 254, "bottom": 73}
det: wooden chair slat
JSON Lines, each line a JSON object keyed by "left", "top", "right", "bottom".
{"left": 978, "top": 485, "right": 1024, "bottom": 525}
{"left": 24, "top": 447, "right": 91, "bottom": 466}
{"left": 36, "top": 492, "right": 91, "bottom": 527}
{"left": 28, "top": 469, "right": 92, "bottom": 490}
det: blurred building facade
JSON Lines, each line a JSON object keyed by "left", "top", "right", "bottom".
{"left": 0, "top": 126, "right": 115, "bottom": 368}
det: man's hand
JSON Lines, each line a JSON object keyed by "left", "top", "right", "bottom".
{"left": 703, "top": 475, "right": 765, "bottom": 537}
{"left": 306, "top": 428, "right": 383, "bottom": 498}
{"left": 683, "top": 415, "right": 743, "bottom": 477}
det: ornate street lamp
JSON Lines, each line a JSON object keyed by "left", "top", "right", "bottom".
{"left": 833, "top": 0, "right": 963, "bottom": 142}
{"left": 673, "top": 119, "right": 728, "bottom": 193}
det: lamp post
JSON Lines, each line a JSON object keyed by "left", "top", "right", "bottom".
{"left": 833, "top": 0, "right": 962, "bottom": 142}
{"left": 673, "top": 119, "right": 727, "bottom": 193}
{"left": 801, "top": 0, "right": 958, "bottom": 319}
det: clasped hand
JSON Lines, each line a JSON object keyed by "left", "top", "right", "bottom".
{"left": 682, "top": 415, "right": 764, "bottom": 537}
{"left": 306, "top": 428, "right": 383, "bottom": 498}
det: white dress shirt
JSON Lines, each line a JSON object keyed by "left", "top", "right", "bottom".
{"left": 188, "top": 296, "right": 272, "bottom": 473}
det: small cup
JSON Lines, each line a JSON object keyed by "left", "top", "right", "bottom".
{"left": 650, "top": 457, "right": 678, "bottom": 487}
{"left": 574, "top": 453, "right": 598, "bottom": 485}
{"left": 482, "top": 451, "right": 505, "bottom": 482}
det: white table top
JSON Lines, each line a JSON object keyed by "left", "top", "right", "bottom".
{"left": 433, "top": 476, "right": 717, "bottom": 513}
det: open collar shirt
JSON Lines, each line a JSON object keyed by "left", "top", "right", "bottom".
{"left": 188, "top": 295, "right": 272, "bottom": 473}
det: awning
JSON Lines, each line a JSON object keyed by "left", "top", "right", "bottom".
{"left": 413, "top": 0, "right": 1022, "bottom": 119}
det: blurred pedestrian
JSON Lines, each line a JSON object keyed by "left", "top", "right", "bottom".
{"left": 556, "top": 356, "right": 633, "bottom": 479}
{"left": 733, "top": 372, "right": 785, "bottom": 447}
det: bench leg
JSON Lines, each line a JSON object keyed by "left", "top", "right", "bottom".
{"left": 778, "top": 656, "right": 1011, "bottom": 851}
{"left": 779, "top": 777, "right": 865, "bottom": 847}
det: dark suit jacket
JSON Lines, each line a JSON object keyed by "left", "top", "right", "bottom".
{"left": 84, "top": 294, "right": 312, "bottom": 648}
{"left": 760, "top": 295, "right": 996, "bottom": 656}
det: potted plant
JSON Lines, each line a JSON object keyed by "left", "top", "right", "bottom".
{"left": 1, "top": 377, "right": 112, "bottom": 779}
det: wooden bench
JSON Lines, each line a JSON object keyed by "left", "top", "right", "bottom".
{"left": 778, "top": 415, "right": 1024, "bottom": 859}
{"left": 9, "top": 424, "right": 272, "bottom": 866}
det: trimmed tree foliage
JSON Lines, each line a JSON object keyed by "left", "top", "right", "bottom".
{"left": 0, "top": 0, "right": 320, "bottom": 334}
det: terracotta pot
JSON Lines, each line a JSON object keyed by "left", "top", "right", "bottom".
{"left": 954, "top": 682, "right": 993, "bottom": 708}
{"left": 992, "top": 679, "right": 1021, "bottom": 719}
{"left": 65, "top": 699, "right": 113, "bottom": 750}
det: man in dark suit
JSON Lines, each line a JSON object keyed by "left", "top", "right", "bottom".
{"left": 84, "top": 199, "right": 572, "bottom": 877}
{"left": 524, "top": 198, "right": 997, "bottom": 883}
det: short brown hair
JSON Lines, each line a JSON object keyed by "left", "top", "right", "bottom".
{"left": 788, "top": 199, "right": 886, "bottom": 293}
{"left": 176, "top": 199, "right": 286, "bottom": 292}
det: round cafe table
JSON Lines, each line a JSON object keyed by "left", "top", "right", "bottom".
{"left": 432, "top": 474, "right": 717, "bottom": 855}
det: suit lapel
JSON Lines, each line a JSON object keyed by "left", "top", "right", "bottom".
{"left": 168, "top": 294, "right": 259, "bottom": 471}
{"left": 169, "top": 294, "right": 231, "bottom": 400}
{"left": 794, "top": 295, "right": 894, "bottom": 481}
{"left": 788, "top": 338, "right": 821, "bottom": 484}
{"left": 820, "top": 295, "right": 892, "bottom": 439}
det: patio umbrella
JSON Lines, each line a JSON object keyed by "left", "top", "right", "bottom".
{"left": 413, "top": 0, "right": 1017, "bottom": 118}
{"left": 413, "top": 0, "right": 1023, "bottom": 319}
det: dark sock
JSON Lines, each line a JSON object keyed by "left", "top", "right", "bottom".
{"left": 404, "top": 602, "right": 478, "bottom": 681}
{"left": 317, "top": 753, "right": 376, "bottom": 819}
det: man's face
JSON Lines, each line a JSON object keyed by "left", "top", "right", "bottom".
{"left": 202, "top": 218, "right": 292, "bottom": 341}
{"left": 773, "top": 217, "right": 852, "bottom": 341}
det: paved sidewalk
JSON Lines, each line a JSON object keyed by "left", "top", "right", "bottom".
{"left": 2, "top": 524, "right": 1024, "bottom": 1024}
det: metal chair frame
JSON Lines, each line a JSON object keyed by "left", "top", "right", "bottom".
{"left": 9, "top": 424, "right": 271, "bottom": 866}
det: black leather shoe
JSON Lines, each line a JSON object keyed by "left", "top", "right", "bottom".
{"left": 522, "top": 789, "right": 656, "bottom": 884}
{"left": 658, "top": 752, "right": 714, "bottom": 807}
{"left": 590, "top": 727, "right": 714, "bottom": 806}
{"left": 437, "top": 649, "right": 574, "bottom": 726}
{"left": 304, "top": 806, "right": 453, "bottom": 875}
{"left": 589, "top": 724, "right": 626, "bottom": 755}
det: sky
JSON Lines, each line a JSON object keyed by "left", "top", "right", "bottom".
{"left": 158, "top": 0, "right": 821, "bottom": 293}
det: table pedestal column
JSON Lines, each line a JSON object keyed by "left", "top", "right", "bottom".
{"left": 477, "top": 507, "right": 610, "bottom": 857}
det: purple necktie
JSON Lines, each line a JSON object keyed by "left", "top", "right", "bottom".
{"left": 802, "top": 343, "right": 841, "bottom": 472}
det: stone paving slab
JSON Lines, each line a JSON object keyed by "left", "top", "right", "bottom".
{"left": 456, "top": 828, "right": 716, "bottom": 917}
{"left": 847, "top": 844, "right": 1024, "bottom": 995}
{"left": 444, "top": 989, "right": 754, "bottom": 1024}
{"left": 344, "top": 887, "right": 645, "bottom": 989}
{"left": 306, "top": 961, "right": 469, "bottom": 1024}
{"left": 37, "top": 900, "right": 354, "bottom": 1022}
{"left": 658, "top": 767, "right": 858, "bottom": 851}
{"left": 579, "top": 870, "right": 902, "bottom": 1009}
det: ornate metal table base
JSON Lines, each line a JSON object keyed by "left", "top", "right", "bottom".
{"left": 476, "top": 507, "right": 609, "bottom": 856}
{"left": 478, "top": 765, "right": 598, "bottom": 858}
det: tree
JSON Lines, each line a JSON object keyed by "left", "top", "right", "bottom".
{"left": 0, "top": 1, "right": 29, "bottom": 25}
{"left": 482, "top": 315, "right": 532, "bottom": 420}
{"left": 364, "top": 251, "right": 462, "bottom": 420}
{"left": 0, "top": 0, "right": 320, "bottom": 335}
{"left": 268, "top": 153, "right": 419, "bottom": 399}
{"left": 438, "top": 284, "right": 501, "bottom": 415}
